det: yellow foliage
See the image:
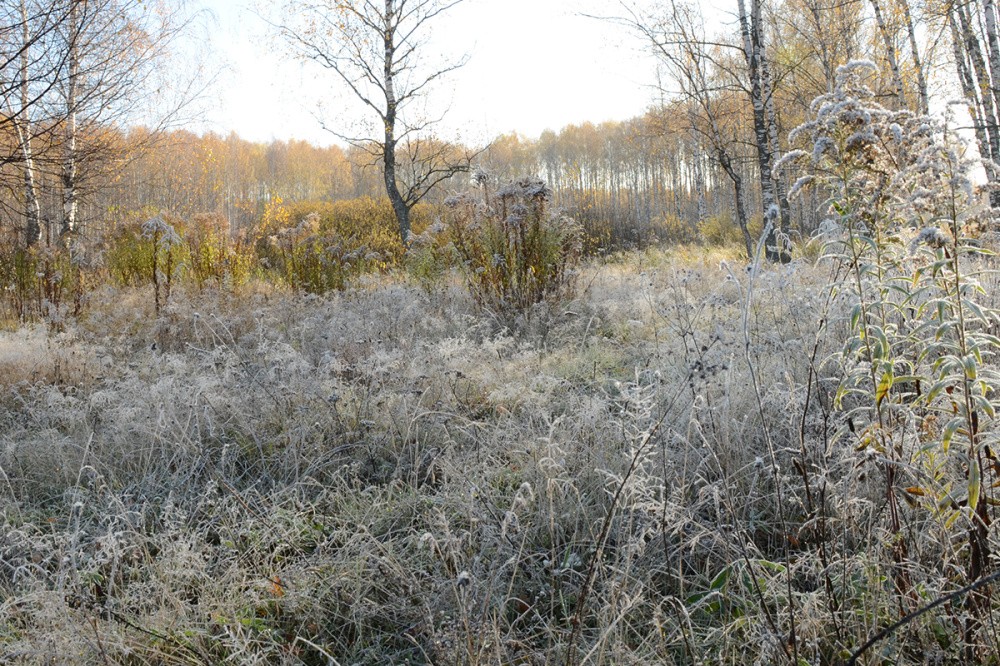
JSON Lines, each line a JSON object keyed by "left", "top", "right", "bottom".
{"left": 255, "top": 197, "right": 438, "bottom": 293}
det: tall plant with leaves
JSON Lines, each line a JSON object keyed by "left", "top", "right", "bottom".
{"left": 444, "top": 176, "right": 582, "bottom": 322}
{"left": 779, "top": 60, "right": 1000, "bottom": 657}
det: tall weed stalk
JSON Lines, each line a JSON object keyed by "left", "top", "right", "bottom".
{"left": 445, "top": 176, "right": 582, "bottom": 322}
{"left": 781, "top": 60, "right": 1000, "bottom": 659}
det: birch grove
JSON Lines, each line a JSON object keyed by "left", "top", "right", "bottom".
{"left": 0, "top": 0, "right": 999, "bottom": 266}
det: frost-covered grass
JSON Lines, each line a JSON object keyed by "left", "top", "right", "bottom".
{"left": 0, "top": 245, "right": 993, "bottom": 664}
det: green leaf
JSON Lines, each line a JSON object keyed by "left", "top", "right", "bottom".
{"left": 710, "top": 566, "right": 732, "bottom": 591}
{"left": 975, "top": 334, "right": 1000, "bottom": 348}
{"left": 872, "top": 326, "right": 889, "bottom": 361}
{"left": 850, "top": 304, "right": 862, "bottom": 331}
{"left": 756, "top": 559, "right": 787, "bottom": 573}
{"left": 964, "top": 355, "right": 978, "bottom": 381}
{"left": 969, "top": 460, "right": 981, "bottom": 512}
{"left": 943, "top": 418, "right": 963, "bottom": 453}
{"left": 834, "top": 385, "right": 847, "bottom": 410}
{"left": 964, "top": 299, "right": 989, "bottom": 324}
{"left": 924, "top": 380, "right": 949, "bottom": 403}
{"left": 685, "top": 591, "right": 708, "bottom": 606}
{"left": 973, "top": 395, "right": 996, "bottom": 419}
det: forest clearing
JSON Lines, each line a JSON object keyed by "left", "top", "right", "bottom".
{"left": 4, "top": 0, "right": 1000, "bottom": 664}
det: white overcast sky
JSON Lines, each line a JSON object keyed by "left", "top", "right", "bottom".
{"left": 189, "top": 0, "right": 661, "bottom": 146}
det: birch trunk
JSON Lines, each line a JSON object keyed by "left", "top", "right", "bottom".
{"left": 896, "top": 0, "right": 928, "bottom": 113}
{"left": 382, "top": 0, "right": 411, "bottom": 244}
{"left": 757, "top": 3, "right": 790, "bottom": 235}
{"left": 738, "top": 0, "right": 788, "bottom": 261}
{"left": 870, "top": 0, "right": 907, "bottom": 108}
{"left": 62, "top": 0, "right": 79, "bottom": 238}
{"left": 952, "top": 7, "right": 1000, "bottom": 206}
{"left": 982, "top": 0, "right": 1000, "bottom": 123}
{"left": 18, "top": 0, "right": 40, "bottom": 246}
{"left": 950, "top": 12, "right": 992, "bottom": 164}
{"left": 959, "top": 2, "right": 1000, "bottom": 169}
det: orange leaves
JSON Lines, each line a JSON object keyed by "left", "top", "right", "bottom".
{"left": 269, "top": 575, "right": 285, "bottom": 598}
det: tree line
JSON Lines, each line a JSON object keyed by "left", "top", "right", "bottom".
{"left": 2, "top": 0, "right": 999, "bottom": 273}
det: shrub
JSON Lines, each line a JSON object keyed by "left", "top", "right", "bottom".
{"left": 256, "top": 197, "right": 436, "bottom": 293}
{"left": 406, "top": 220, "right": 457, "bottom": 293}
{"left": 265, "top": 213, "right": 360, "bottom": 293}
{"left": 656, "top": 213, "right": 700, "bottom": 245}
{"left": 0, "top": 244, "right": 80, "bottom": 324}
{"left": 444, "top": 177, "right": 582, "bottom": 319}
{"left": 106, "top": 213, "right": 186, "bottom": 315}
{"left": 698, "top": 213, "right": 757, "bottom": 250}
{"left": 185, "top": 213, "right": 255, "bottom": 290}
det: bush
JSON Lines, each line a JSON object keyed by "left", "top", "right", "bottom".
{"left": 698, "top": 214, "right": 746, "bottom": 248}
{"left": 185, "top": 213, "right": 255, "bottom": 290}
{"left": 656, "top": 213, "right": 700, "bottom": 245}
{"left": 444, "top": 177, "right": 582, "bottom": 319}
{"left": 406, "top": 220, "right": 457, "bottom": 293}
{"left": 0, "top": 244, "right": 80, "bottom": 324}
{"left": 256, "top": 197, "right": 436, "bottom": 293}
{"left": 105, "top": 214, "right": 186, "bottom": 315}
{"left": 780, "top": 60, "right": 1000, "bottom": 659}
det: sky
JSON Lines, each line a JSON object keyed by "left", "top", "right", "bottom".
{"left": 190, "top": 0, "right": 661, "bottom": 147}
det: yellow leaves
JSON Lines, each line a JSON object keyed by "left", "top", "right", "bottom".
{"left": 942, "top": 418, "right": 963, "bottom": 453}
{"left": 875, "top": 367, "right": 894, "bottom": 407}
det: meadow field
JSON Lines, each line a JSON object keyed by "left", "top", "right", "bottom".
{"left": 2, "top": 232, "right": 990, "bottom": 665}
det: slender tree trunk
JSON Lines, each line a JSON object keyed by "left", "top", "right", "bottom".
{"left": 758, "top": 8, "right": 790, "bottom": 236}
{"left": 381, "top": 0, "right": 411, "bottom": 244}
{"left": 897, "top": 0, "right": 928, "bottom": 113}
{"left": 959, "top": 3, "right": 1000, "bottom": 170}
{"left": 694, "top": 153, "right": 706, "bottom": 221}
{"left": 18, "top": 0, "right": 40, "bottom": 247}
{"left": 951, "top": 12, "right": 993, "bottom": 165}
{"left": 870, "top": 0, "right": 908, "bottom": 108}
{"left": 806, "top": 0, "right": 835, "bottom": 92}
{"left": 983, "top": 0, "right": 1000, "bottom": 122}
{"left": 720, "top": 152, "right": 753, "bottom": 259}
{"left": 62, "top": 0, "right": 79, "bottom": 238}
{"left": 738, "top": 0, "right": 787, "bottom": 261}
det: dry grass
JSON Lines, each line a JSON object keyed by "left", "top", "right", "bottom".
{"left": 1, "top": 245, "right": 993, "bottom": 664}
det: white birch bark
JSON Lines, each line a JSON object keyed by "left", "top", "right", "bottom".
{"left": 738, "top": 0, "right": 787, "bottom": 260}
{"left": 17, "top": 0, "right": 41, "bottom": 246}
{"left": 982, "top": 0, "right": 1000, "bottom": 125}
{"left": 959, "top": 2, "right": 1000, "bottom": 167}
{"left": 61, "top": 0, "right": 79, "bottom": 238}
{"left": 896, "top": 0, "right": 928, "bottom": 113}
{"left": 870, "top": 0, "right": 907, "bottom": 108}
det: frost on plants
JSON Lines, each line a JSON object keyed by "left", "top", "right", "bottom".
{"left": 444, "top": 175, "right": 582, "bottom": 323}
{"left": 781, "top": 58, "right": 1000, "bottom": 656}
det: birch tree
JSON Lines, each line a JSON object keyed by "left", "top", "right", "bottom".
{"left": 949, "top": 0, "right": 1000, "bottom": 205}
{"left": 897, "top": 0, "right": 928, "bottom": 113}
{"left": 737, "top": 0, "right": 790, "bottom": 261}
{"left": 871, "top": 0, "right": 908, "bottom": 107}
{"left": 0, "top": 0, "right": 72, "bottom": 245}
{"left": 55, "top": 0, "right": 199, "bottom": 239}
{"left": 275, "top": 0, "right": 473, "bottom": 245}
{"left": 613, "top": 0, "right": 756, "bottom": 257}
{"left": 13, "top": 0, "right": 38, "bottom": 245}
